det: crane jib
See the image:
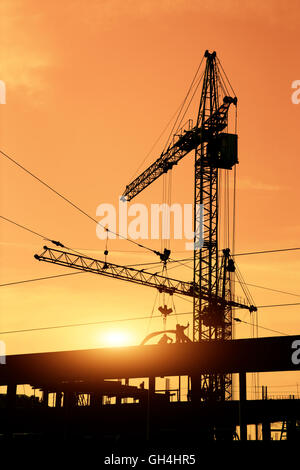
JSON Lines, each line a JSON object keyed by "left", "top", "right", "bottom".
{"left": 34, "top": 246, "right": 253, "bottom": 312}
{"left": 122, "top": 97, "right": 236, "bottom": 202}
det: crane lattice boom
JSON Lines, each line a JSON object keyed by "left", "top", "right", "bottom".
{"left": 34, "top": 246, "right": 253, "bottom": 313}
{"left": 122, "top": 98, "right": 236, "bottom": 202}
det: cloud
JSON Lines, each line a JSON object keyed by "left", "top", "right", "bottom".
{"left": 77, "top": 0, "right": 300, "bottom": 30}
{"left": 237, "top": 178, "right": 282, "bottom": 191}
{"left": 0, "top": 1, "right": 52, "bottom": 101}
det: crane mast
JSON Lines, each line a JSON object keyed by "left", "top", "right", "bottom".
{"left": 194, "top": 51, "right": 237, "bottom": 401}
{"left": 122, "top": 51, "right": 238, "bottom": 402}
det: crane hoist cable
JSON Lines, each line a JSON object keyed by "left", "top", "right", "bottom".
{"left": 145, "top": 290, "right": 159, "bottom": 337}
{"left": 145, "top": 261, "right": 174, "bottom": 336}
{"left": 170, "top": 69, "right": 205, "bottom": 145}
{"left": 233, "top": 260, "right": 256, "bottom": 309}
{"left": 162, "top": 56, "right": 205, "bottom": 154}
{"left": 216, "top": 56, "right": 236, "bottom": 97}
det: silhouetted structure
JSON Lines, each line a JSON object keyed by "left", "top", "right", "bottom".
{"left": 1, "top": 336, "right": 299, "bottom": 442}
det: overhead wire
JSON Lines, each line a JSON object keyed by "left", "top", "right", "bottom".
{"left": 0, "top": 308, "right": 293, "bottom": 337}
{"left": 1, "top": 55, "right": 298, "bottom": 345}
{"left": 1, "top": 217, "right": 299, "bottom": 301}
{"left": 233, "top": 318, "right": 289, "bottom": 336}
{"left": 0, "top": 149, "right": 162, "bottom": 256}
{"left": 0, "top": 215, "right": 90, "bottom": 258}
{"left": 0, "top": 257, "right": 195, "bottom": 288}
{"left": 0, "top": 215, "right": 52, "bottom": 241}
{"left": 256, "top": 302, "right": 300, "bottom": 309}
{"left": 0, "top": 311, "right": 194, "bottom": 336}
{"left": 233, "top": 247, "right": 300, "bottom": 256}
{"left": 0, "top": 272, "right": 82, "bottom": 287}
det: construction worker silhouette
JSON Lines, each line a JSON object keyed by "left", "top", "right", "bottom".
{"left": 175, "top": 322, "right": 190, "bottom": 343}
{"left": 158, "top": 334, "right": 173, "bottom": 344}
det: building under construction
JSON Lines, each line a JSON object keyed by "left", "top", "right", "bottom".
{"left": 0, "top": 51, "right": 299, "bottom": 445}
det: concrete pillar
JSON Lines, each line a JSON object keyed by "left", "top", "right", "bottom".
{"left": 262, "top": 421, "right": 271, "bottom": 441}
{"left": 42, "top": 390, "right": 49, "bottom": 407}
{"left": 62, "top": 391, "right": 77, "bottom": 440}
{"left": 90, "top": 393, "right": 102, "bottom": 407}
{"left": 149, "top": 377, "right": 155, "bottom": 395}
{"left": 116, "top": 395, "right": 121, "bottom": 405}
{"left": 63, "top": 391, "right": 77, "bottom": 411}
{"left": 6, "top": 383, "right": 17, "bottom": 436}
{"left": 146, "top": 377, "right": 156, "bottom": 441}
{"left": 6, "top": 383, "right": 17, "bottom": 410}
{"left": 55, "top": 391, "right": 62, "bottom": 408}
{"left": 287, "top": 419, "right": 297, "bottom": 441}
{"left": 190, "top": 375, "right": 201, "bottom": 405}
{"left": 239, "top": 372, "right": 247, "bottom": 441}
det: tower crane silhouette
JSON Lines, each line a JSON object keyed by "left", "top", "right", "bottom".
{"left": 35, "top": 51, "right": 256, "bottom": 406}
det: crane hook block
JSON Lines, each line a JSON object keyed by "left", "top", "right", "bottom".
{"left": 227, "top": 259, "right": 235, "bottom": 272}
{"left": 160, "top": 249, "right": 171, "bottom": 263}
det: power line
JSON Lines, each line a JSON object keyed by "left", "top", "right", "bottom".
{"left": 0, "top": 309, "right": 291, "bottom": 338}
{"left": 0, "top": 215, "right": 87, "bottom": 257}
{"left": 165, "top": 247, "right": 300, "bottom": 256}
{"left": 0, "top": 215, "right": 56, "bottom": 241}
{"left": 238, "top": 282, "right": 300, "bottom": 298}
{"left": 0, "top": 272, "right": 81, "bottom": 287}
{"left": 0, "top": 149, "right": 160, "bottom": 256}
{"left": 0, "top": 257, "right": 197, "bottom": 288}
{"left": 233, "top": 317, "right": 289, "bottom": 336}
{"left": 175, "top": 295, "right": 300, "bottom": 311}
{"left": 0, "top": 311, "right": 194, "bottom": 335}
{"left": 2, "top": 237, "right": 300, "bottom": 303}
{"left": 171, "top": 256, "right": 300, "bottom": 298}
{"left": 233, "top": 247, "right": 300, "bottom": 257}
{"left": 2, "top": 191, "right": 300, "bottom": 298}
{"left": 256, "top": 302, "right": 300, "bottom": 309}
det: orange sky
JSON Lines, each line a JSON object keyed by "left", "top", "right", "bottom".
{"left": 0, "top": 0, "right": 300, "bottom": 396}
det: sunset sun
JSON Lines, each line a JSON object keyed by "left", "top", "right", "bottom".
{"left": 103, "top": 330, "right": 132, "bottom": 348}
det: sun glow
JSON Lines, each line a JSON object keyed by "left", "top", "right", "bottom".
{"left": 103, "top": 330, "right": 132, "bottom": 348}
